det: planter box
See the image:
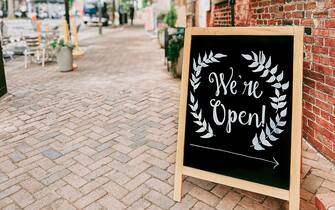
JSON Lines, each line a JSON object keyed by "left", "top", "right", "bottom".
{"left": 56, "top": 47, "right": 73, "bottom": 72}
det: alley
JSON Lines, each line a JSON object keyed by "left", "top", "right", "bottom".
{"left": 0, "top": 26, "right": 181, "bottom": 209}
{"left": 0, "top": 26, "right": 334, "bottom": 210}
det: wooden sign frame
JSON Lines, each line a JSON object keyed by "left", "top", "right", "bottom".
{"left": 174, "top": 27, "right": 303, "bottom": 210}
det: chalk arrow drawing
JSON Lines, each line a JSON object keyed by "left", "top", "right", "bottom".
{"left": 190, "top": 144, "right": 280, "bottom": 169}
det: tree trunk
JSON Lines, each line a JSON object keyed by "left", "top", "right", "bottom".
{"left": 111, "top": 0, "right": 115, "bottom": 25}
{"left": 64, "top": 0, "right": 70, "bottom": 33}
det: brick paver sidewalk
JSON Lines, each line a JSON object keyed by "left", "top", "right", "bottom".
{"left": 0, "top": 25, "right": 334, "bottom": 210}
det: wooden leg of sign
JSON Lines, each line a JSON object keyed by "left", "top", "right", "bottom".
{"left": 289, "top": 180, "right": 300, "bottom": 210}
{"left": 289, "top": 26, "right": 303, "bottom": 210}
{"left": 288, "top": 141, "right": 301, "bottom": 210}
{"left": 173, "top": 170, "right": 182, "bottom": 202}
{"left": 289, "top": 154, "right": 301, "bottom": 210}
{"left": 289, "top": 197, "right": 299, "bottom": 210}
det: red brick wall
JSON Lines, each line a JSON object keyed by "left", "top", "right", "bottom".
{"left": 211, "top": 0, "right": 335, "bottom": 162}
{"left": 212, "top": 1, "right": 232, "bottom": 26}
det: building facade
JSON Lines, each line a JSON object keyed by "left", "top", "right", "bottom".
{"left": 188, "top": 0, "right": 335, "bottom": 163}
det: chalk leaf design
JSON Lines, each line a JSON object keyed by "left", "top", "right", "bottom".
{"left": 242, "top": 51, "right": 290, "bottom": 151}
{"left": 189, "top": 51, "right": 227, "bottom": 139}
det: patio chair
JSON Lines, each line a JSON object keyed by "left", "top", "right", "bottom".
{"left": 24, "top": 36, "right": 46, "bottom": 68}
{"left": 43, "top": 30, "right": 59, "bottom": 63}
{"left": 1, "top": 36, "right": 14, "bottom": 61}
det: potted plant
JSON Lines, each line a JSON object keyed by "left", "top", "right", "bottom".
{"left": 167, "top": 34, "right": 184, "bottom": 77}
{"left": 157, "top": 22, "right": 167, "bottom": 48}
{"left": 163, "top": 5, "right": 177, "bottom": 28}
{"left": 156, "top": 12, "right": 166, "bottom": 47}
{"left": 50, "top": 39, "right": 74, "bottom": 72}
{"left": 157, "top": 5, "right": 177, "bottom": 49}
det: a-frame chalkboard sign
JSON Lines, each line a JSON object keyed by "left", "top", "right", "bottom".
{"left": 174, "top": 27, "right": 303, "bottom": 209}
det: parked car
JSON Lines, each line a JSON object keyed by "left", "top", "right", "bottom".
{"left": 37, "top": 11, "right": 48, "bottom": 19}
{"left": 27, "top": 12, "right": 37, "bottom": 18}
{"left": 83, "top": 0, "right": 109, "bottom": 26}
{"left": 0, "top": 8, "right": 7, "bottom": 17}
{"left": 15, "top": 5, "right": 27, "bottom": 18}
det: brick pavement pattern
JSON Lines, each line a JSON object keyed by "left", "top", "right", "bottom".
{"left": 0, "top": 26, "right": 335, "bottom": 210}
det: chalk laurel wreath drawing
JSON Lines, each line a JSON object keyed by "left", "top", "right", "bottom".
{"left": 242, "top": 51, "right": 289, "bottom": 151}
{"left": 189, "top": 51, "right": 227, "bottom": 138}
{"left": 189, "top": 51, "right": 289, "bottom": 151}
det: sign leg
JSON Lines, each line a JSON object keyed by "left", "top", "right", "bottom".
{"left": 289, "top": 195, "right": 299, "bottom": 210}
{"left": 173, "top": 171, "right": 182, "bottom": 202}
{"left": 289, "top": 170, "right": 300, "bottom": 210}
{"left": 289, "top": 154, "right": 301, "bottom": 210}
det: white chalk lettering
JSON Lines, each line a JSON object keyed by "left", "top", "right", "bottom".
{"left": 210, "top": 99, "right": 266, "bottom": 133}
{"left": 209, "top": 67, "right": 237, "bottom": 96}
{"left": 242, "top": 81, "right": 263, "bottom": 99}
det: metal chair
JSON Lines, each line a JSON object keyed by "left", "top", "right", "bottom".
{"left": 24, "top": 36, "right": 46, "bottom": 68}
{"left": 43, "top": 30, "right": 59, "bottom": 63}
{"left": 1, "top": 36, "right": 14, "bottom": 61}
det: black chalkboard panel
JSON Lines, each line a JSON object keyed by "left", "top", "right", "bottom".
{"left": 183, "top": 35, "right": 294, "bottom": 190}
